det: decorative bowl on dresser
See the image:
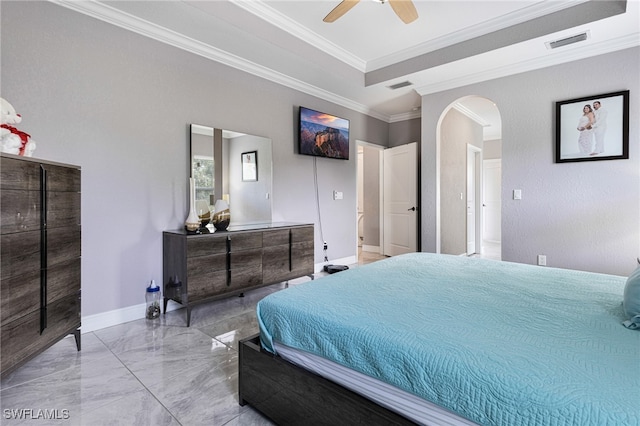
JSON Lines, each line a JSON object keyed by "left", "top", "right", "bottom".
{"left": 163, "top": 222, "right": 314, "bottom": 326}
{"left": 1, "top": 153, "right": 81, "bottom": 378}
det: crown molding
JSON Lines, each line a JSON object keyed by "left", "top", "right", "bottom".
{"left": 415, "top": 32, "right": 639, "bottom": 97}
{"left": 389, "top": 110, "right": 421, "bottom": 123}
{"left": 49, "top": 0, "right": 390, "bottom": 122}
{"left": 230, "top": 0, "right": 367, "bottom": 72}
{"left": 452, "top": 103, "right": 489, "bottom": 127}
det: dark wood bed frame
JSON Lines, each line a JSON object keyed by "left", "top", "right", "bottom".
{"left": 238, "top": 334, "right": 416, "bottom": 425}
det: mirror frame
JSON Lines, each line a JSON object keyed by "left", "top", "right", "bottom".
{"left": 190, "top": 124, "right": 273, "bottom": 227}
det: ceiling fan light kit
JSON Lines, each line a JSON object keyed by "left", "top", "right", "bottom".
{"left": 324, "top": 0, "right": 418, "bottom": 24}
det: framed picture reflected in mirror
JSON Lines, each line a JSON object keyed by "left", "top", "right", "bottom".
{"left": 242, "top": 151, "right": 258, "bottom": 181}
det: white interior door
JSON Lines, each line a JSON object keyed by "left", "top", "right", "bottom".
{"left": 383, "top": 142, "right": 418, "bottom": 256}
{"left": 482, "top": 159, "right": 502, "bottom": 242}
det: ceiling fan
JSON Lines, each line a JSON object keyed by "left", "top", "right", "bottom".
{"left": 324, "top": 0, "right": 418, "bottom": 24}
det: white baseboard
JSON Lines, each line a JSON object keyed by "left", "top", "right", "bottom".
{"left": 83, "top": 257, "right": 357, "bottom": 334}
{"left": 81, "top": 300, "right": 182, "bottom": 334}
{"left": 361, "top": 245, "right": 380, "bottom": 253}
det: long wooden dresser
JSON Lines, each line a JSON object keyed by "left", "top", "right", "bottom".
{"left": 1, "top": 153, "right": 81, "bottom": 377}
{"left": 163, "top": 222, "right": 314, "bottom": 326}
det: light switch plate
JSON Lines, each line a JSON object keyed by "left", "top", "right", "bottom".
{"left": 513, "top": 189, "right": 522, "bottom": 200}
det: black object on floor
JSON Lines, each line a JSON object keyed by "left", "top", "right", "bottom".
{"left": 323, "top": 264, "right": 349, "bottom": 274}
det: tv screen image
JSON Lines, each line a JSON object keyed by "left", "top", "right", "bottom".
{"left": 299, "top": 107, "right": 350, "bottom": 160}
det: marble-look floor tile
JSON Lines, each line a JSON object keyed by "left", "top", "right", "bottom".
{"left": 0, "top": 333, "right": 112, "bottom": 390}
{"left": 198, "top": 311, "right": 260, "bottom": 350}
{"left": 0, "top": 354, "right": 146, "bottom": 423}
{"left": 224, "top": 407, "right": 276, "bottom": 426}
{"left": 68, "top": 388, "right": 179, "bottom": 426}
{"left": 144, "top": 354, "right": 244, "bottom": 425}
{"left": 0, "top": 266, "right": 379, "bottom": 425}
{"left": 92, "top": 319, "right": 189, "bottom": 354}
{"left": 115, "top": 329, "right": 238, "bottom": 388}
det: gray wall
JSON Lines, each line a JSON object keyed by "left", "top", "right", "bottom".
{"left": 1, "top": 1, "right": 389, "bottom": 316}
{"left": 421, "top": 47, "right": 639, "bottom": 276}
{"left": 389, "top": 117, "right": 421, "bottom": 147}
{"left": 483, "top": 139, "right": 502, "bottom": 160}
{"left": 440, "top": 108, "right": 483, "bottom": 255}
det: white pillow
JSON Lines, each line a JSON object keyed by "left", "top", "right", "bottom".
{"left": 622, "top": 262, "right": 640, "bottom": 330}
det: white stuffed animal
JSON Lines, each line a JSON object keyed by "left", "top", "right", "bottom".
{"left": 1, "top": 98, "right": 36, "bottom": 156}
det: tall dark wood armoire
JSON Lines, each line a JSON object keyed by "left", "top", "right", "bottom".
{"left": 1, "top": 153, "right": 81, "bottom": 377}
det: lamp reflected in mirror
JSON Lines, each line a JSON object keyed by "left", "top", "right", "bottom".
{"left": 212, "top": 199, "right": 230, "bottom": 231}
{"left": 195, "top": 199, "right": 211, "bottom": 227}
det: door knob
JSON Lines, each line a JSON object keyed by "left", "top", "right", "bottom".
{"left": 408, "top": 207, "right": 416, "bottom": 211}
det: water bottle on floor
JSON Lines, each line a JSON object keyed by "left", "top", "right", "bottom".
{"left": 146, "top": 280, "right": 161, "bottom": 320}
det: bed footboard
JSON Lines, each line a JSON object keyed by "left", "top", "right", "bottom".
{"left": 239, "top": 334, "right": 415, "bottom": 425}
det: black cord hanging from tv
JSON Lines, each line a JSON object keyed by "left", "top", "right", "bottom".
{"left": 313, "top": 156, "right": 349, "bottom": 274}
{"left": 312, "top": 156, "right": 328, "bottom": 263}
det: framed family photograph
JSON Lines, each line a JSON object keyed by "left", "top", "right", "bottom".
{"left": 555, "top": 90, "right": 629, "bottom": 163}
{"left": 241, "top": 151, "right": 258, "bottom": 181}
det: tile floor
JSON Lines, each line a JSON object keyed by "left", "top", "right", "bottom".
{"left": 476, "top": 241, "right": 501, "bottom": 261}
{"left": 0, "top": 253, "right": 386, "bottom": 426}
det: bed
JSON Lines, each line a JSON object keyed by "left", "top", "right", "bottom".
{"left": 238, "top": 253, "right": 639, "bottom": 425}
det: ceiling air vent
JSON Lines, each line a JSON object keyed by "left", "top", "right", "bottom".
{"left": 387, "top": 81, "right": 413, "bottom": 90}
{"left": 546, "top": 31, "right": 589, "bottom": 50}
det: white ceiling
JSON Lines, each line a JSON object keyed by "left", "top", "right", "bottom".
{"left": 56, "top": 0, "right": 639, "bottom": 137}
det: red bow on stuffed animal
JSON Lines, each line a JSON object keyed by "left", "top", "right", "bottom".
{"left": 1, "top": 124, "right": 31, "bottom": 156}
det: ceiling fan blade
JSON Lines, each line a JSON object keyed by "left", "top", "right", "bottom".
{"left": 388, "top": 0, "right": 418, "bottom": 24}
{"left": 323, "top": 0, "right": 360, "bottom": 23}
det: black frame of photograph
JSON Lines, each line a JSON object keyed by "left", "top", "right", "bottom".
{"left": 555, "top": 90, "right": 629, "bottom": 163}
{"left": 241, "top": 151, "right": 258, "bottom": 182}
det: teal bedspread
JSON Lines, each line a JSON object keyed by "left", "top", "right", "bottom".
{"left": 257, "top": 253, "right": 639, "bottom": 426}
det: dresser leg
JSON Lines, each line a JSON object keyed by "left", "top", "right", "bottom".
{"left": 186, "top": 306, "right": 192, "bottom": 327}
{"left": 73, "top": 329, "right": 81, "bottom": 351}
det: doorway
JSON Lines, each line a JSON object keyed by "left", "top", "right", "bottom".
{"left": 356, "top": 141, "right": 384, "bottom": 262}
{"left": 437, "top": 96, "right": 502, "bottom": 259}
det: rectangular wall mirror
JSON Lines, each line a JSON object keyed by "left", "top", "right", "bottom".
{"left": 190, "top": 124, "right": 273, "bottom": 226}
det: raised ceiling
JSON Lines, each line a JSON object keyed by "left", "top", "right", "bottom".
{"left": 56, "top": 0, "right": 638, "bottom": 126}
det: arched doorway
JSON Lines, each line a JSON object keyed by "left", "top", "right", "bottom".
{"left": 436, "top": 96, "right": 502, "bottom": 259}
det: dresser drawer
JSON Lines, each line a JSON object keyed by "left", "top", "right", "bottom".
{"left": 291, "top": 226, "right": 314, "bottom": 243}
{"left": 230, "top": 248, "right": 262, "bottom": 269}
{"left": 187, "top": 235, "right": 227, "bottom": 258}
{"left": 230, "top": 264, "right": 263, "bottom": 289}
{"left": 229, "top": 232, "right": 263, "bottom": 251}
{"left": 0, "top": 157, "right": 41, "bottom": 191}
{"left": 0, "top": 189, "right": 40, "bottom": 234}
{"left": 262, "top": 229, "right": 289, "bottom": 247}
{"left": 1, "top": 230, "right": 40, "bottom": 281}
{"left": 262, "top": 245, "right": 289, "bottom": 283}
{"left": 188, "top": 269, "right": 229, "bottom": 301}
{"left": 0, "top": 270, "right": 40, "bottom": 324}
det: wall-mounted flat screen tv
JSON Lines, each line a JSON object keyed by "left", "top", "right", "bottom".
{"left": 299, "top": 106, "right": 350, "bottom": 160}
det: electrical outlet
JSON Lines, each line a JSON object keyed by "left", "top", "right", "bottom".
{"left": 537, "top": 255, "right": 547, "bottom": 266}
